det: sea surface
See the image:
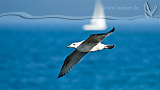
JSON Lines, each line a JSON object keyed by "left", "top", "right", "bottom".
{"left": 0, "top": 17, "right": 160, "bottom": 90}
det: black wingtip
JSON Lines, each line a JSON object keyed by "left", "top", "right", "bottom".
{"left": 110, "top": 27, "right": 115, "bottom": 33}
{"left": 57, "top": 74, "right": 63, "bottom": 78}
{"left": 57, "top": 71, "right": 66, "bottom": 78}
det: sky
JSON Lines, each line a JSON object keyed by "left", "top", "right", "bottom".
{"left": 0, "top": 0, "right": 160, "bottom": 17}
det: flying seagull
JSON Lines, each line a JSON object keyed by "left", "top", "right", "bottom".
{"left": 58, "top": 27, "right": 115, "bottom": 78}
{"left": 144, "top": 2, "right": 158, "bottom": 17}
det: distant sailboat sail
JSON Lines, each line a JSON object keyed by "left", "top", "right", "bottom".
{"left": 83, "top": 0, "right": 107, "bottom": 30}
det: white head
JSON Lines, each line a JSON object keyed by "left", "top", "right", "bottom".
{"left": 67, "top": 41, "right": 84, "bottom": 48}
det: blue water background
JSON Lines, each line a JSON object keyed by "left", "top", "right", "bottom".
{"left": 0, "top": 17, "right": 160, "bottom": 90}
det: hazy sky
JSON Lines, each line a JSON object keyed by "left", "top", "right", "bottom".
{"left": 0, "top": 0, "right": 160, "bottom": 17}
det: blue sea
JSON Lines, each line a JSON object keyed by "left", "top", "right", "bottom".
{"left": 0, "top": 16, "right": 160, "bottom": 90}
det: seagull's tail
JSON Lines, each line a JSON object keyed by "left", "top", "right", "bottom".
{"left": 104, "top": 45, "right": 115, "bottom": 49}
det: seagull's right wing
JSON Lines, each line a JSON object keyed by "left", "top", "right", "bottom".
{"left": 152, "top": 6, "right": 158, "bottom": 14}
{"left": 58, "top": 50, "right": 88, "bottom": 78}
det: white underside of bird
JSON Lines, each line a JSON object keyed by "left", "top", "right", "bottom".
{"left": 67, "top": 40, "right": 114, "bottom": 52}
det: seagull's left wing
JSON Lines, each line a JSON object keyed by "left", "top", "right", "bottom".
{"left": 83, "top": 27, "right": 115, "bottom": 44}
{"left": 58, "top": 50, "right": 88, "bottom": 78}
{"left": 77, "top": 27, "right": 115, "bottom": 52}
{"left": 144, "top": 2, "right": 151, "bottom": 12}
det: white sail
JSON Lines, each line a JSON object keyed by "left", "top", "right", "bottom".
{"left": 83, "top": 0, "right": 107, "bottom": 30}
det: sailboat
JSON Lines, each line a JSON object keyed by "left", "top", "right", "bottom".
{"left": 83, "top": 0, "right": 107, "bottom": 30}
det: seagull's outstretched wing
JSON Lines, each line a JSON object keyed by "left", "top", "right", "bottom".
{"left": 58, "top": 50, "right": 88, "bottom": 78}
{"left": 145, "top": 2, "right": 151, "bottom": 13}
{"left": 79, "top": 27, "right": 115, "bottom": 51}
{"left": 84, "top": 27, "right": 115, "bottom": 44}
{"left": 152, "top": 6, "right": 158, "bottom": 15}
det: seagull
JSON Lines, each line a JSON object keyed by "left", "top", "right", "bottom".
{"left": 58, "top": 27, "right": 115, "bottom": 78}
{"left": 144, "top": 2, "right": 158, "bottom": 18}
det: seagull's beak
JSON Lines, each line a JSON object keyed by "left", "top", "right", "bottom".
{"left": 67, "top": 46, "right": 71, "bottom": 48}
